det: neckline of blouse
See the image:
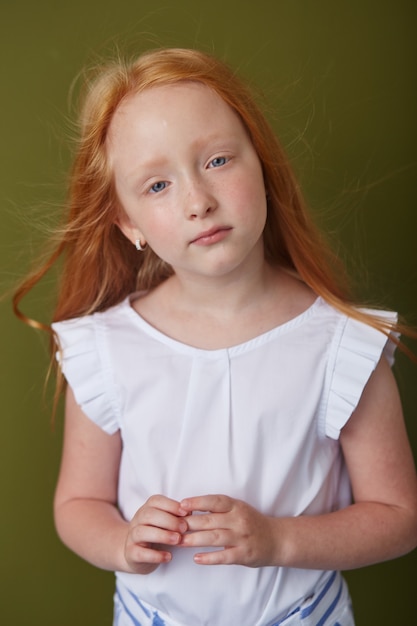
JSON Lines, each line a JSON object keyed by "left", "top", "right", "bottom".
{"left": 120, "top": 293, "right": 325, "bottom": 358}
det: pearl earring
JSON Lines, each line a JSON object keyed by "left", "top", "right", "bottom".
{"left": 135, "top": 239, "right": 146, "bottom": 251}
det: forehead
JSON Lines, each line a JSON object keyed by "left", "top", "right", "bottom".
{"left": 107, "top": 82, "right": 245, "bottom": 150}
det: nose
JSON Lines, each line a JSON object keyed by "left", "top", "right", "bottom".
{"left": 184, "top": 176, "right": 217, "bottom": 219}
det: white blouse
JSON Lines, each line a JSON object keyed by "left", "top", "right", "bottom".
{"left": 52, "top": 295, "right": 397, "bottom": 625}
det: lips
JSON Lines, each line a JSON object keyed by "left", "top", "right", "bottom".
{"left": 190, "top": 226, "right": 232, "bottom": 246}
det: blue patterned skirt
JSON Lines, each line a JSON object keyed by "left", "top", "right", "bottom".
{"left": 113, "top": 570, "right": 354, "bottom": 626}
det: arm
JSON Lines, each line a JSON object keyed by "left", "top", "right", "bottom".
{"left": 181, "top": 357, "right": 417, "bottom": 569}
{"left": 54, "top": 386, "right": 188, "bottom": 574}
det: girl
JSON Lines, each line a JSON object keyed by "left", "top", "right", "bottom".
{"left": 14, "top": 48, "right": 417, "bottom": 626}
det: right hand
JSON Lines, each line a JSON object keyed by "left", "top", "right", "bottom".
{"left": 124, "top": 495, "right": 189, "bottom": 574}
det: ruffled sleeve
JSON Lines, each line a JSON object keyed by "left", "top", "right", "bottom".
{"left": 323, "top": 310, "right": 399, "bottom": 440}
{"left": 52, "top": 315, "right": 120, "bottom": 434}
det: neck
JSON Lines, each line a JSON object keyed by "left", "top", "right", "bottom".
{"left": 164, "top": 259, "right": 282, "bottom": 319}
{"left": 133, "top": 258, "right": 314, "bottom": 350}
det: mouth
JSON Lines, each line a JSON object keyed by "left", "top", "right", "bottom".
{"left": 190, "top": 226, "right": 232, "bottom": 246}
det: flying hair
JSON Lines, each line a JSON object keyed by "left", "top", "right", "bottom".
{"left": 13, "top": 47, "right": 409, "bottom": 353}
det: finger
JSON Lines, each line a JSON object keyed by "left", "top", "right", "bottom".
{"left": 193, "top": 547, "right": 237, "bottom": 566}
{"left": 127, "top": 542, "right": 173, "bottom": 567}
{"left": 180, "top": 494, "right": 232, "bottom": 514}
{"left": 181, "top": 528, "right": 231, "bottom": 548}
{"left": 130, "top": 524, "right": 184, "bottom": 547}
{"left": 185, "top": 512, "right": 227, "bottom": 533}
{"left": 145, "top": 494, "right": 189, "bottom": 517}
{"left": 135, "top": 507, "right": 188, "bottom": 534}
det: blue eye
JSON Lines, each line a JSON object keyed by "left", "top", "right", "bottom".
{"left": 209, "top": 156, "right": 228, "bottom": 168}
{"left": 150, "top": 181, "right": 167, "bottom": 193}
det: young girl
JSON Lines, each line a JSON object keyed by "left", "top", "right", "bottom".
{"left": 14, "top": 48, "right": 417, "bottom": 626}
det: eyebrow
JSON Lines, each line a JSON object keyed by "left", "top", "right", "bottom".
{"left": 122, "top": 156, "right": 170, "bottom": 187}
{"left": 122, "top": 132, "right": 241, "bottom": 185}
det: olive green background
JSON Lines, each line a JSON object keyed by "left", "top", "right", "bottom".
{"left": 1, "top": 1, "right": 416, "bottom": 624}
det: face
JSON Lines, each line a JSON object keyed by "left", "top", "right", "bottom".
{"left": 107, "top": 82, "right": 267, "bottom": 282}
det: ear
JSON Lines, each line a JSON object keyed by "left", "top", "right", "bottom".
{"left": 115, "top": 213, "right": 144, "bottom": 247}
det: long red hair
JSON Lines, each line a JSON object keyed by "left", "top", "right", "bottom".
{"left": 13, "top": 47, "right": 405, "bottom": 344}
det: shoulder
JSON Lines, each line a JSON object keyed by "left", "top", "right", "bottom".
{"left": 51, "top": 296, "right": 137, "bottom": 434}
{"left": 52, "top": 295, "right": 133, "bottom": 346}
{"left": 320, "top": 301, "right": 398, "bottom": 439}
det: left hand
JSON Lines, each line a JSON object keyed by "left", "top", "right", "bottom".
{"left": 179, "top": 494, "right": 276, "bottom": 567}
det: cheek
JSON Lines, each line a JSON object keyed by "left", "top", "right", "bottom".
{"left": 140, "top": 212, "right": 179, "bottom": 252}
{"left": 233, "top": 175, "right": 267, "bottom": 225}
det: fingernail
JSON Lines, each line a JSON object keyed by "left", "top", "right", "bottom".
{"left": 178, "top": 502, "right": 189, "bottom": 515}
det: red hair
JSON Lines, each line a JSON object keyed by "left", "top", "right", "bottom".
{"left": 13, "top": 47, "right": 405, "bottom": 344}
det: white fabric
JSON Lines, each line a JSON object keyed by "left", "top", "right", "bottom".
{"left": 52, "top": 295, "right": 397, "bottom": 626}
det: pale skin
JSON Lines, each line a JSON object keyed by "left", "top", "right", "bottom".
{"left": 54, "top": 82, "right": 417, "bottom": 577}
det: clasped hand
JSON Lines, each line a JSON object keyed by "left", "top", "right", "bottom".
{"left": 124, "top": 494, "right": 276, "bottom": 573}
